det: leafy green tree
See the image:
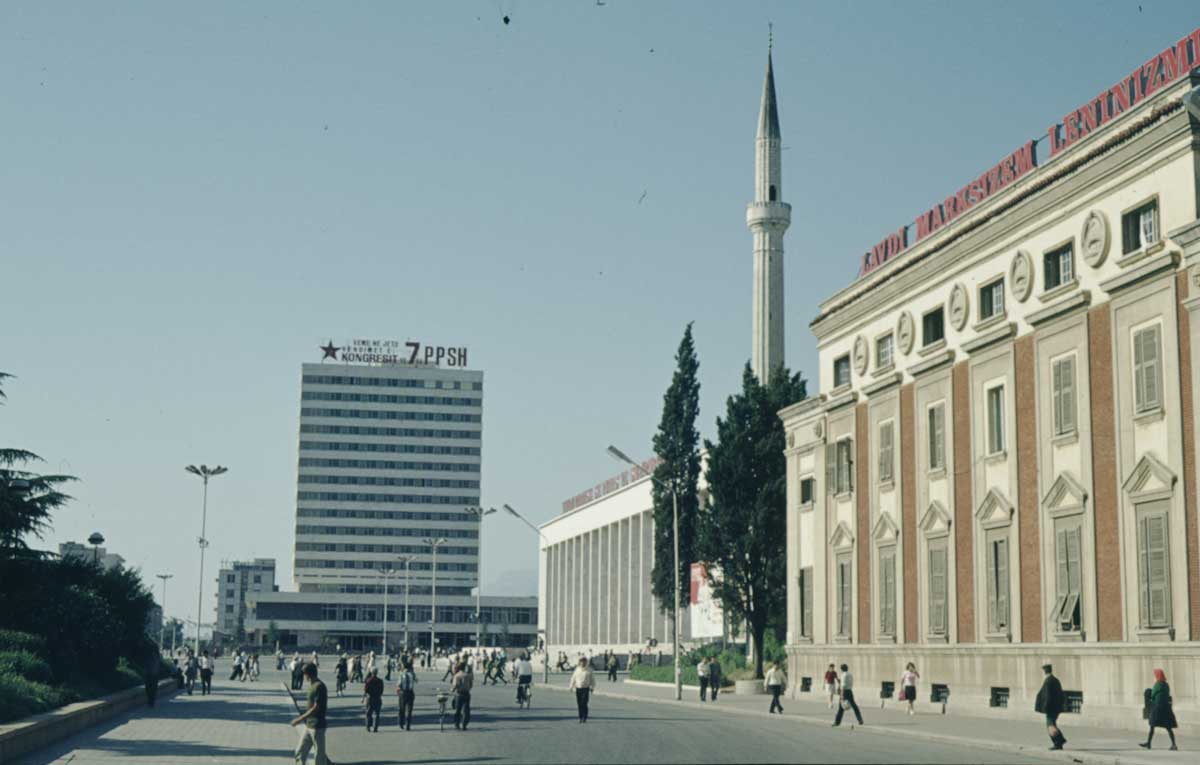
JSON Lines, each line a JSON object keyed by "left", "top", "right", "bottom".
{"left": 0, "top": 374, "right": 76, "bottom": 556}
{"left": 650, "top": 324, "right": 702, "bottom": 613}
{"left": 698, "top": 364, "right": 806, "bottom": 678}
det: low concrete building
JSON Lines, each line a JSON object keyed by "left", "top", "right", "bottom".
{"left": 214, "top": 558, "right": 278, "bottom": 643}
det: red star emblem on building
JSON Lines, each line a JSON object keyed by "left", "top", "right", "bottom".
{"left": 319, "top": 341, "right": 341, "bottom": 360}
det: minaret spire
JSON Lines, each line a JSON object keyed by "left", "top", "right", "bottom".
{"left": 747, "top": 37, "right": 791, "bottom": 382}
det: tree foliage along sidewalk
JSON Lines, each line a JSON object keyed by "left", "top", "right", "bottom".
{"left": 0, "top": 371, "right": 162, "bottom": 723}
{"left": 650, "top": 324, "right": 702, "bottom": 611}
{"left": 699, "top": 364, "right": 806, "bottom": 679}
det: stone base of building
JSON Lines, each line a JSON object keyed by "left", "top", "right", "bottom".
{"left": 786, "top": 642, "right": 1197, "bottom": 732}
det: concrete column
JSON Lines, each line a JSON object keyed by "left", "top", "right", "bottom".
{"left": 599, "top": 525, "right": 609, "bottom": 645}
{"left": 644, "top": 510, "right": 656, "bottom": 647}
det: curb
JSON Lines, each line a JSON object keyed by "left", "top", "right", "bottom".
{"left": 542, "top": 684, "right": 1143, "bottom": 765}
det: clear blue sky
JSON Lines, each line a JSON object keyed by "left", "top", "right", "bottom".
{"left": 3, "top": 1, "right": 1196, "bottom": 624}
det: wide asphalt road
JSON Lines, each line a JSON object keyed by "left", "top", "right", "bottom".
{"left": 18, "top": 668, "right": 1055, "bottom": 764}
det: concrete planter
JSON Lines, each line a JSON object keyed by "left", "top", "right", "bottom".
{"left": 734, "top": 679, "right": 764, "bottom": 695}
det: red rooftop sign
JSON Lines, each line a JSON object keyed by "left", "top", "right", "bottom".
{"left": 561, "top": 456, "right": 663, "bottom": 513}
{"left": 857, "top": 27, "right": 1200, "bottom": 279}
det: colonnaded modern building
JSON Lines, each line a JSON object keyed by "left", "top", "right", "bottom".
{"left": 540, "top": 460, "right": 731, "bottom": 658}
{"left": 245, "top": 339, "right": 536, "bottom": 651}
{"left": 780, "top": 30, "right": 1200, "bottom": 728}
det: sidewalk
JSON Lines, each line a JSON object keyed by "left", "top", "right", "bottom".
{"left": 541, "top": 676, "right": 1188, "bottom": 765}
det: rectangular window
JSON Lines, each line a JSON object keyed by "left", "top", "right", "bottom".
{"left": 1122, "top": 200, "right": 1159, "bottom": 254}
{"left": 1137, "top": 504, "right": 1171, "bottom": 629}
{"left": 928, "top": 540, "right": 948, "bottom": 635}
{"left": 834, "top": 355, "right": 852, "bottom": 388}
{"left": 928, "top": 404, "right": 946, "bottom": 471}
{"left": 836, "top": 554, "right": 853, "bottom": 638}
{"left": 799, "top": 567, "right": 813, "bottom": 639}
{"left": 879, "top": 548, "right": 896, "bottom": 637}
{"left": 837, "top": 439, "right": 854, "bottom": 494}
{"left": 1053, "top": 521, "right": 1082, "bottom": 631}
{"left": 1044, "top": 243, "right": 1074, "bottom": 291}
{"left": 979, "top": 278, "right": 1005, "bottom": 320}
{"left": 1133, "top": 325, "right": 1162, "bottom": 414}
{"left": 986, "top": 385, "right": 1005, "bottom": 455}
{"left": 878, "top": 421, "right": 894, "bottom": 484}
{"left": 800, "top": 477, "right": 814, "bottom": 505}
{"left": 876, "top": 334, "right": 894, "bottom": 369}
{"left": 922, "top": 308, "right": 945, "bottom": 347}
{"left": 1051, "top": 356, "right": 1077, "bottom": 436}
{"left": 986, "top": 534, "right": 1010, "bottom": 633}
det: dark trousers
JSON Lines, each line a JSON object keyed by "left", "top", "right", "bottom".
{"left": 608, "top": 668, "right": 617, "bottom": 682}
{"left": 365, "top": 699, "right": 382, "bottom": 731}
{"left": 229, "top": 665, "right": 242, "bottom": 681}
{"left": 291, "top": 671, "right": 303, "bottom": 690}
{"left": 399, "top": 690, "right": 415, "bottom": 729}
{"left": 769, "top": 684, "right": 784, "bottom": 713}
{"left": 834, "top": 689, "right": 863, "bottom": 725}
{"left": 454, "top": 692, "right": 472, "bottom": 729}
{"left": 144, "top": 677, "right": 158, "bottom": 707}
{"left": 710, "top": 679, "right": 720, "bottom": 701}
{"left": 575, "top": 688, "right": 591, "bottom": 721}
{"left": 699, "top": 677, "right": 709, "bottom": 701}
{"left": 200, "top": 670, "right": 212, "bottom": 694}
{"left": 185, "top": 675, "right": 195, "bottom": 695}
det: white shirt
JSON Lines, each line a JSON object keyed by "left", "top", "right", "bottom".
{"left": 697, "top": 661, "right": 710, "bottom": 678}
{"left": 516, "top": 659, "right": 533, "bottom": 676}
{"left": 568, "top": 667, "right": 595, "bottom": 691}
{"left": 765, "top": 667, "right": 787, "bottom": 687}
{"left": 841, "top": 671, "right": 854, "bottom": 691}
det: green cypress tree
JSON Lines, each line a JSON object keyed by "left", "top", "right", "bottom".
{"left": 650, "top": 324, "right": 701, "bottom": 616}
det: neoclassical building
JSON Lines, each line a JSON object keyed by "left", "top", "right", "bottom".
{"left": 780, "top": 36, "right": 1200, "bottom": 725}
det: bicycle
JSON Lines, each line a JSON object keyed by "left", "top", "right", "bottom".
{"left": 516, "top": 680, "right": 533, "bottom": 709}
{"left": 436, "top": 689, "right": 450, "bottom": 732}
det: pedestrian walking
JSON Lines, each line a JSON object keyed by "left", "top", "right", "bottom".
{"left": 451, "top": 661, "right": 473, "bottom": 730}
{"left": 697, "top": 656, "right": 710, "bottom": 702}
{"left": 766, "top": 661, "right": 787, "bottom": 714}
{"left": 291, "top": 663, "right": 331, "bottom": 765}
{"left": 291, "top": 655, "right": 304, "bottom": 691}
{"left": 335, "top": 655, "right": 348, "bottom": 697}
{"left": 442, "top": 653, "right": 456, "bottom": 682}
{"left": 823, "top": 664, "right": 839, "bottom": 709}
{"left": 248, "top": 653, "right": 259, "bottom": 682}
{"left": 1034, "top": 663, "right": 1067, "bottom": 750}
{"left": 568, "top": 656, "right": 596, "bottom": 722}
{"left": 229, "top": 650, "right": 244, "bottom": 681}
{"left": 199, "top": 651, "right": 213, "bottom": 695}
{"left": 184, "top": 652, "right": 198, "bottom": 695}
{"left": 1139, "top": 668, "right": 1178, "bottom": 750}
{"left": 899, "top": 662, "right": 919, "bottom": 716}
{"left": 606, "top": 653, "right": 619, "bottom": 683}
{"left": 397, "top": 661, "right": 417, "bottom": 730}
{"left": 362, "top": 668, "right": 384, "bottom": 732}
{"left": 832, "top": 664, "right": 863, "bottom": 727}
{"left": 707, "top": 657, "right": 722, "bottom": 702}
{"left": 143, "top": 648, "right": 160, "bottom": 707}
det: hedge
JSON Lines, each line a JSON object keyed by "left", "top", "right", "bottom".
{"left": 0, "top": 650, "right": 53, "bottom": 684}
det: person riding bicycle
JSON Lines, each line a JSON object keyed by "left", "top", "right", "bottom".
{"left": 515, "top": 652, "right": 534, "bottom": 704}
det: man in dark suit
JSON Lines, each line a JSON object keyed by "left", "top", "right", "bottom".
{"left": 1035, "top": 663, "right": 1067, "bottom": 750}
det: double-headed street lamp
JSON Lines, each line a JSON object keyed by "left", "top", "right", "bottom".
{"left": 185, "top": 464, "right": 228, "bottom": 655}
{"left": 502, "top": 503, "right": 550, "bottom": 684}
{"left": 464, "top": 506, "right": 496, "bottom": 648}
{"left": 377, "top": 567, "right": 398, "bottom": 655}
{"left": 156, "top": 573, "right": 173, "bottom": 652}
{"left": 396, "top": 555, "right": 414, "bottom": 651}
{"left": 607, "top": 444, "right": 683, "bottom": 702}
{"left": 422, "top": 537, "right": 448, "bottom": 659}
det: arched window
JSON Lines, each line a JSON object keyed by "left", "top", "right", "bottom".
{"left": 769, "top": 185, "right": 777, "bottom": 201}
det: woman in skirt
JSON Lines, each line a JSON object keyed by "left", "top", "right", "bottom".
{"left": 1140, "top": 668, "right": 1178, "bottom": 750}
{"left": 899, "top": 662, "right": 920, "bottom": 716}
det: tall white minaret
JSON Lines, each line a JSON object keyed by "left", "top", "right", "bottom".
{"left": 746, "top": 41, "right": 790, "bottom": 382}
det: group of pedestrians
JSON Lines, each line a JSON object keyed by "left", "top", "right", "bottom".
{"left": 696, "top": 655, "right": 723, "bottom": 702}
{"left": 228, "top": 650, "right": 259, "bottom": 682}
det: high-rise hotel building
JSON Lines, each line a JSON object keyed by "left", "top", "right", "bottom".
{"left": 246, "top": 348, "right": 537, "bottom": 652}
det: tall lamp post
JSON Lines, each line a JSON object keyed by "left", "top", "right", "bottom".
{"left": 397, "top": 555, "right": 413, "bottom": 651}
{"left": 607, "top": 445, "right": 682, "bottom": 702}
{"left": 156, "top": 573, "right": 173, "bottom": 652}
{"left": 185, "top": 464, "right": 228, "bottom": 656}
{"left": 502, "top": 504, "right": 550, "bottom": 684}
{"left": 422, "top": 537, "right": 448, "bottom": 661}
{"left": 88, "top": 531, "right": 105, "bottom": 565}
{"left": 377, "top": 567, "right": 397, "bottom": 655}
{"left": 464, "top": 506, "right": 496, "bottom": 648}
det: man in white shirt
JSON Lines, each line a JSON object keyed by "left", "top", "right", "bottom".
{"left": 833, "top": 663, "right": 864, "bottom": 727}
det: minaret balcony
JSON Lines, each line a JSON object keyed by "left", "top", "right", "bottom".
{"left": 746, "top": 201, "right": 792, "bottom": 229}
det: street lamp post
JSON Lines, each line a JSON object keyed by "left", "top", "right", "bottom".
{"left": 608, "top": 445, "right": 682, "bottom": 702}
{"left": 156, "top": 573, "right": 173, "bottom": 653}
{"left": 464, "top": 506, "right": 497, "bottom": 648}
{"left": 378, "top": 567, "right": 397, "bottom": 656}
{"left": 422, "top": 537, "right": 448, "bottom": 661}
{"left": 88, "top": 531, "right": 105, "bottom": 565}
{"left": 502, "top": 504, "right": 550, "bottom": 684}
{"left": 185, "top": 464, "right": 228, "bottom": 656}
{"left": 397, "top": 555, "right": 413, "bottom": 651}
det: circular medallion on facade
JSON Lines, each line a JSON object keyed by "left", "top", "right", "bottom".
{"left": 897, "top": 311, "right": 914, "bottom": 355}
{"left": 813, "top": 421, "right": 824, "bottom": 439}
{"left": 1081, "top": 210, "right": 1110, "bottom": 268}
{"left": 1010, "top": 250, "right": 1033, "bottom": 303}
{"left": 949, "top": 283, "right": 969, "bottom": 331}
{"left": 852, "top": 335, "right": 869, "bottom": 376}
